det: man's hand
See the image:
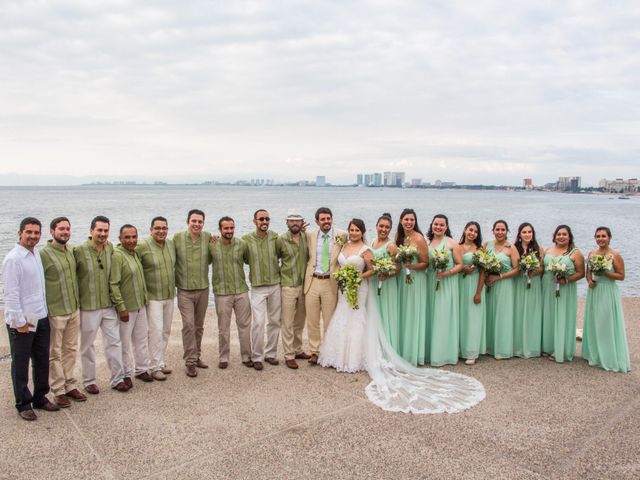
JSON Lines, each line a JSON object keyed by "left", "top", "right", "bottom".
{"left": 15, "top": 323, "right": 32, "bottom": 333}
{"left": 210, "top": 235, "right": 220, "bottom": 244}
{"left": 119, "top": 311, "right": 130, "bottom": 322}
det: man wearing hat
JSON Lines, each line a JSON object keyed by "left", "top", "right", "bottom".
{"left": 276, "top": 209, "right": 310, "bottom": 369}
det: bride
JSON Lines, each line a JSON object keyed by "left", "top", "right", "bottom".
{"left": 319, "top": 217, "right": 486, "bottom": 414}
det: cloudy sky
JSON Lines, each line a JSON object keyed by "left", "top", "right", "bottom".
{"left": 1, "top": 0, "right": 638, "bottom": 186}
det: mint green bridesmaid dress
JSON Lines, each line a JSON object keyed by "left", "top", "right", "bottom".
{"left": 397, "top": 257, "right": 428, "bottom": 365}
{"left": 371, "top": 240, "right": 400, "bottom": 351}
{"left": 513, "top": 268, "right": 543, "bottom": 358}
{"left": 485, "top": 241, "right": 514, "bottom": 359}
{"left": 459, "top": 251, "right": 486, "bottom": 360}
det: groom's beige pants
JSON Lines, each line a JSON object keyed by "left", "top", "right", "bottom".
{"left": 305, "top": 278, "right": 337, "bottom": 355}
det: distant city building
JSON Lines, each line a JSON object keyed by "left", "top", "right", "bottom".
{"left": 556, "top": 176, "right": 581, "bottom": 192}
{"left": 373, "top": 173, "right": 383, "bottom": 187}
{"left": 411, "top": 178, "right": 422, "bottom": 186}
{"left": 523, "top": 178, "right": 533, "bottom": 189}
{"left": 316, "top": 176, "right": 326, "bottom": 187}
{"left": 383, "top": 171, "right": 405, "bottom": 187}
{"left": 598, "top": 178, "right": 638, "bottom": 193}
{"left": 356, "top": 174, "right": 364, "bottom": 185}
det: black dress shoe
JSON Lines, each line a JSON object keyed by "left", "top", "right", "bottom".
{"left": 135, "top": 372, "right": 154, "bottom": 382}
{"left": 34, "top": 400, "right": 61, "bottom": 412}
{"left": 242, "top": 360, "right": 254, "bottom": 368}
{"left": 19, "top": 410, "right": 37, "bottom": 421}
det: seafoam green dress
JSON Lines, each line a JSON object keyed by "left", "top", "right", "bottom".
{"left": 459, "top": 251, "right": 486, "bottom": 360}
{"left": 582, "top": 264, "right": 631, "bottom": 372}
{"left": 397, "top": 256, "right": 428, "bottom": 366}
{"left": 485, "top": 241, "right": 514, "bottom": 359}
{"left": 371, "top": 240, "right": 400, "bottom": 351}
{"left": 513, "top": 264, "right": 543, "bottom": 358}
{"left": 541, "top": 252, "right": 577, "bottom": 362}
{"left": 428, "top": 243, "right": 459, "bottom": 366}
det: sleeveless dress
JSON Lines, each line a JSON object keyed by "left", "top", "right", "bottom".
{"left": 513, "top": 256, "right": 543, "bottom": 358}
{"left": 428, "top": 243, "right": 459, "bottom": 366}
{"left": 541, "top": 252, "right": 577, "bottom": 362}
{"left": 371, "top": 240, "right": 400, "bottom": 351}
{"left": 582, "top": 262, "right": 631, "bottom": 372}
{"left": 485, "top": 241, "right": 514, "bottom": 359}
{"left": 459, "top": 251, "right": 486, "bottom": 360}
{"left": 397, "top": 252, "right": 429, "bottom": 366}
{"left": 318, "top": 246, "right": 369, "bottom": 372}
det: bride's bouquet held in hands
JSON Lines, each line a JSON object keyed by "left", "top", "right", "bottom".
{"left": 396, "top": 244, "right": 419, "bottom": 284}
{"left": 547, "top": 258, "right": 569, "bottom": 297}
{"left": 518, "top": 252, "right": 540, "bottom": 289}
{"left": 372, "top": 257, "right": 396, "bottom": 296}
{"left": 333, "top": 264, "right": 362, "bottom": 309}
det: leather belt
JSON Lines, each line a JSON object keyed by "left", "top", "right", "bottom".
{"left": 312, "top": 273, "right": 331, "bottom": 279}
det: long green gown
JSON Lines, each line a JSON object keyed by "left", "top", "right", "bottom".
{"left": 371, "top": 240, "right": 400, "bottom": 351}
{"left": 428, "top": 243, "right": 459, "bottom": 366}
{"left": 541, "top": 252, "right": 577, "bottom": 362}
{"left": 485, "top": 241, "right": 514, "bottom": 359}
{"left": 459, "top": 251, "right": 486, "bottom": 360}
{"left": 582, "top": 264, "right": 631, "bottom": 372}
{"left": 513, "top": 269, "right": 543, "bottom": 358}
{"left": 397, "top": 257, "right": 428, "bottom": 366}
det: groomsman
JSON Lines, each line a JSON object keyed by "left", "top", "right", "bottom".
{"left": 75, "top": 216, "right": 128, "bottom": 393}
{"left": 277, "top": 209, "right": 310, "bottom": 369}
{"left": 136, "top": 216, "right": 176, "bottom": 381}
{"left": 3, "top": 217, "right": 60, "bottom": 420}
{"left": 40, "top": 217, "right": 87, "bottom": 407}
{"left": 304, "top": 207, "right": 346, "bottom": 364}
{"left": 174, "top": 209, "right": 212, "bottom": 377}
{"left": 209, "top": 217, "right": 253, "bottom": 369}
{"left": 243, "top": 209, "right": 281, "bottom": 371}
{"left": 110, "top": 225, "right": 153, "bottom": 386}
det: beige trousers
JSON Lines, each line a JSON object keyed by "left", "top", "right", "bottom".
{"left": 49, "top": 310, "right": 80, "bottom": 396}
{"left": 280, "top": 286, "right": 306, "bottom": 360}
{"left": 304, "top": 278, "right": 337, "bottom": 355}
{"left": 146, "top": 299, "right": 174, "bottom": 372}
{"left": 214, "top": 293, "right": 252, "bottom": 363}
{"left": 80, "top": 307, "right": 124, "bottom": 388}
{"left": 177, "top": 288, "right": 208, "bottom": 367}
{"left": 250, "top": 284, "right": 282, "bottom": 362}
{"left": 119, "top": 308, "right": 151, "bottom": 377}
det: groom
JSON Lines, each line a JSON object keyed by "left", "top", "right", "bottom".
{"left": 304, "top": 207, "right": 347, "bottom": 364}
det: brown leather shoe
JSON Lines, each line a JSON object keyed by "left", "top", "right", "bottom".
{"left": 161, "top": 366, "right": 173, "bottom": 374}
{"left": 265, "top": 357, "right": 279, "bottom": 366}
{"left": 34, "top": 399, "right": 61, "bottom": 412}
{"left": 85, "top": 384, "right": 100, "bottom": 395}
{"left": 123, "top": 377, "right": 134, "bottom": 389}
{"left": 242, "top": 360, "right": 254, "bottom": 368}
{"left": 295, "top": 352, "right": 311, "bottom": 360}
{"left": 54, "top": 394, "right": 71, "bottom": 408}
{"left": 151, "top": 371, "right": 167, "bottom": 381}
{"left": 19, "top": 409, "right": 37, "bottom": 421}
{"left": 66, "top": 389, "right": 87, "bottom": 402}
{"left": 135, "top": 372, "right": 154, "bottom": 382}
{"left": 196, "top": 359, "right": 209, "bottom": 369}
{"left": 112, "top": 381, "right": 129, "bottom": 392}
{"left": 218, "top": 361, "right": 228, "bottom": 369}
{"left": 186, "top": 365, "right": 198, "bottom": 377}
{"left": 285, "top": 359, "right": 299, "bottom": 369}
{"left": 253, "top": 361, "right": 264, "bottom": 371}
{"left": 308, "top": 354, "right": 318, "bottom": 365}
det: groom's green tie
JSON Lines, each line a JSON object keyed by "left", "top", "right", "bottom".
{"left": 321, "top": 233, "right": 330, "bottom": 273}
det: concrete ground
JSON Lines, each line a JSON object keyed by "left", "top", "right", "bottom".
{"left": 0, "top": 299, "right": 638, "bottom": 480}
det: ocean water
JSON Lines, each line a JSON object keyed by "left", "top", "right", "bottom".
{"left": 1, "top": 185, "right": 638, "bottom": 302}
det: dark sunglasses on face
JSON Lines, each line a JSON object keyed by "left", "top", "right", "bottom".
{"left": 257, "top": 217, "right": 270, "bottom": 222}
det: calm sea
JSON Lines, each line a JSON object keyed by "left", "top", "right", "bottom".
{"left": 1, "top": 185, "right": 638, "bottom": 303}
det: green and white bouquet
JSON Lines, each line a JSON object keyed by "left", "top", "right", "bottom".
{"left": 431, "top": 248, "right": 450, "bottom": 292}
{"left": 588, "top": 254, "right": 613, "bottom": 285}
{"left": 472, "top": 248, "right": 502, "bottom": 293}
{"left": 372, "top": 257, "right": 396, "bottom": 296}
{"left": 518, "top": 252, "right": 540, "bottom": 289}
{"left": 335, "top": 234, "right": 347, "bottom": 247}
{"left": 396, "top": 244, "right": 419, "bottom": 284}
{"left": 333, "top": 264, "right": 362, "bottom": 309}
{"left": 547, "top": 258, "right": 569, "bottom": 297}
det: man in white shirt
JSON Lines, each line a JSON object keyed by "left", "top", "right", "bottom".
{"left": 3, "top": 217, "right": 60, "bottom": 421}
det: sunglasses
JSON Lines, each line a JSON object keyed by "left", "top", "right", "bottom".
{"left": 97, "top": 256, "right": 104, "bottom": 270}
{"left": 257, "top": 216, "right": 270, "bottom": 222}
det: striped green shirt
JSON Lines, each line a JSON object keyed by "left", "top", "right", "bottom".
{"left": 173, "top": 231, "right": 212, "bottom": 290}
{"left": 136, "top": 237, "right": 176, "bottom": 300}
{"left": 242, "top": 231, "right": 280, "bottom": 287}
{"left": 277, "top": 232, "right": 308, "bottom": 288}
{"left": 74, "top": 240, "right": 113, "bottom": 311}
{"left": 40, "top": 240, "right": 79, "bottom": 316}
{"left": 209, "top": 238, "right": 249, "bottom": 295}
{"left": 110, "top": 245, "right": 148, "bottom": 313}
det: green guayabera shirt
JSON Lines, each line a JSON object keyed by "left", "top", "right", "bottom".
{"left": 74, "top": 240, "right": 114, "bottom": 311}
{"left": 110, "top": 245, "right": 148, "bottom": 313}
{"left": 241, "top": 231, "right": 281, "bottom": 287}
{"left": 208, "top": 237, "right": 249, "bottom": 295}
{"left": 136, "top": 237, "right": 176, "bottom": 301}
{"left": 173, "top": 231, "right": 212, "bottom": 290}
{"left": 277, "top": 231, "right": 309, "bottom": 288}
{"left": 40, "top": 240, "right": 79, "bottom": 316}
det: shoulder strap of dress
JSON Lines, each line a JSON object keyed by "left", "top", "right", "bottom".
{"left": 567, "top": 247, "right": 577, "bottom": 256}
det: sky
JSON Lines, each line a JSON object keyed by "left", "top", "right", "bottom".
{"left": 0, "top": 0, "right": 638, "bottom": 186}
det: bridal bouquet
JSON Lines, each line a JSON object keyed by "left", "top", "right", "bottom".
{"left": 472, "top": 248, "right": 502, "bottom": 292}
{"left": 547, "top": 258, "right": 569, "bottom": 297}
{"left": 588, "top": 254, "right": 613, "bottom": 285}
{"left": 333, "top": 264, "right": 362, "bottom": 309}
{"left": 372, "top": 257, "right": 396, "bottom": 296}
{"left": 396, "top": 244, "right": 419, "bottom": 284}
{"left": 431, "top": 248, "right": 450, "bottom": 292}
{"left": 518, "top": 252, "right": 540, "bottom": 289}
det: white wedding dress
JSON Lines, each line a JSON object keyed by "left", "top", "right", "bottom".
{"left": 319, "top": 245, "right": 486, "bottom": 414}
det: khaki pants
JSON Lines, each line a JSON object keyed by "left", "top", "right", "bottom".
{"left": 80, "top": 308, "right": 124, "bottom": 388}
{"left": 250, "top": 284, "right": 281, "bottom": 362}
{"left": 214, "top": 293, "right": 252, "bottom": 363}
{"left": 177, "top": 288, "right": 208, "bottom": 367}
{"left": 281, "top": 286, "right": 306, "bottom": 360}
{"left": 119, "top": 308, "right": 151, "bottom": 377}
{"left": 49, "top": 310, "right": 80, "bottom": 396}
{"left": 304, "top": 278, "right": 337, "bottom": 355}
{"left": 147, "top": 299, "right": 174, "bottom": 372}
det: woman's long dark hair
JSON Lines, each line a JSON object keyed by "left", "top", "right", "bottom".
{"left": 514, "top": 222, "right": 541, "bottom": 257}
{"left": 552, "top": 224, "right": 575, "bottom": 255}
{"left": 459, "top": 221, "right": 482, "bottom": 248}
{"left": 395, "top": 209, "right": 422, "bottom": 247}
{"left": 347, "top": 218, "right": 366, "bottom": 236}
{"left": 427, "top": 214, "right": 452, "bottom": 241}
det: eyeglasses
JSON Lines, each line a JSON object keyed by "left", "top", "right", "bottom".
{"left": 97, "top": 256, "right": 104, "bottom": 270}
{"left": 257, "top": 217, "right": 270, "bottom": 222}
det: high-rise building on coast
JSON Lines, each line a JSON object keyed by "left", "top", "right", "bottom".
{"left": 316, "top": 176, "right": 326, "bottom": 187}
{"left": 599, "top": 178, "right": 639, "bottom": 193}
{"left": 555, "top": 176, "right": 581, "bottom": 192}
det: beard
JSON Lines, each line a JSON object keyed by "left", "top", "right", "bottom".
{"left": 53, "top": 235, "right": 69, "bottom": 245}
{"left": 288, "top": 225, "right": 301, "bottom": 234}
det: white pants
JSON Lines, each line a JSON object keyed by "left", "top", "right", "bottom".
{"left": 250, "top": 284, "right": 282, "bottom": 362}
{"left": 80, "top": 308, "right": 124, "bottom": 388}
{"left": 146, "top": 299, "right": 174, "bottom": 372}
{"left": 119, "top": 308, "right": 151, "bottom": 377}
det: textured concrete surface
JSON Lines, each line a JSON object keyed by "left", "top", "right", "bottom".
{"left": 0, "top": 298, "right": 638, "bottom": 480}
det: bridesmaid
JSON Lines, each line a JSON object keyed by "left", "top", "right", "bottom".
{"left": 541, "top": 225, "right": 585, "bottom": 363}
{"left": 426, "top": 214, "right": 463, "bottom": 366}
{"left": 458, "top": 221, "right": 486, "bottom": 365}
{"left": 395, "top": 208, "right": 429, "bottom": 366}
{"left": 371, "top": 213, "right": 400, "bottom": 350}
{"left": 484, "top": 220, "right": 519, "bottom": 360}
{"left": 513, "top": 223, "right": 544, "bottom": 358}
{"left": 582, "top": 227, "right": 630, "bottom": 372}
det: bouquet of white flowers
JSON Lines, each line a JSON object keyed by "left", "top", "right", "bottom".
{"left": 588, "top": 254, "right": 613, "bottom": 285}
{"left": 396, "top": 244, "right": 419, "bottom": 284}
{"left": 431, "top": 248, "right": 450, "bottom": 292}
{"left": 372, "top": 257, "right": 396, "bottom": 296}
{"left": 518, "top": 252, "right": 540, "bottom": 289}
{"left": 547, "top": 258, "right": 569, "bottom": 297}
{"left": 472, "top": 248, "right": 502, "bottom": 293}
